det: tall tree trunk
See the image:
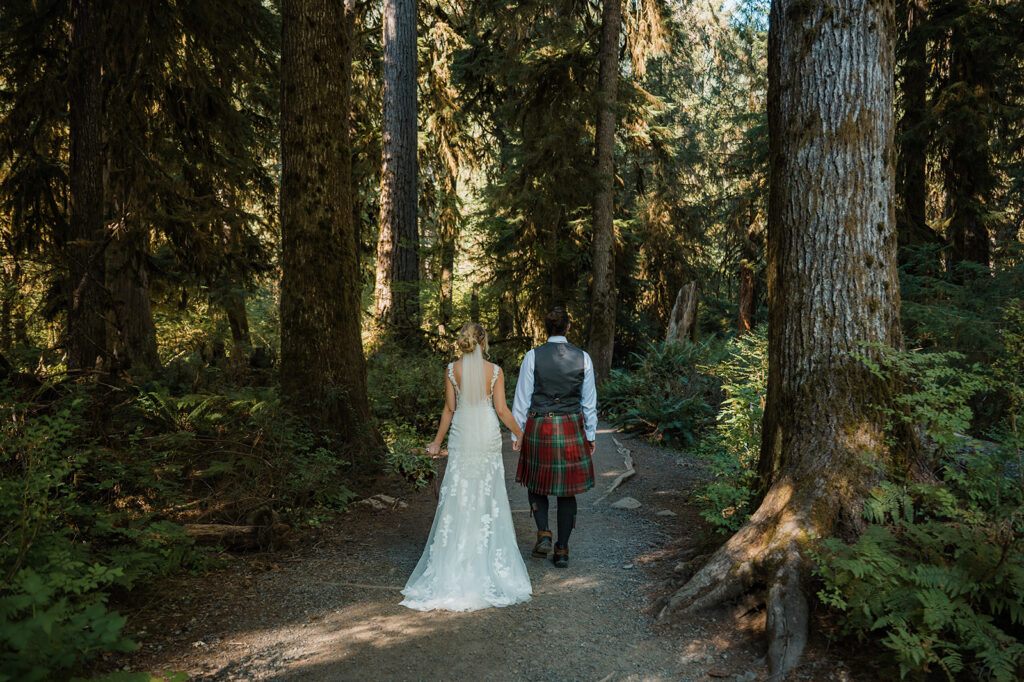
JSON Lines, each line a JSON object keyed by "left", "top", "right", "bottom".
{"left": 225, "top": 292, "right": 251, "bottom": 349}
{"left": 220, "top": 207, "right": 252, "bottom": 352}
{"left": 587, "top": 0, "right": 621, "bottom": 384}
{"left": 497, "top": 289, "right": 514, "bottom": 342}
{"left": 0, "top": 256, "right": 20, "bottom": 352}
{"left": 66, "top": 0, "right": 108, "bottom": 373}
{"left": 737, "top": 223, "right": 760, "bottom": 335}
{"left": 736, "top": 260, "right": 755, "bottom": 334}
{"left": 896, "top": 0, "right": 933, "bottom": 265}
{"left": 469, "top": 282, "right": 480, "bottom": 323}
{"left": 107, "top": 227, "right": 160, "bottom": 371}
{"left": 374, "top": 0, "right": 419, "bottom": 336}
{"left": 943, "top": 11, "right": 991, "bottom": 279}
{"left": 438, "top": 196, "right": 456, "bottom": 334}
{"left": 659, "top": 3, "right": 902, "bottom": 679}
{"left": 280, "top": 0, "right": 380, "bottom": 461}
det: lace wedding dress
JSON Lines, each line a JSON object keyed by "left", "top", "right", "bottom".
{"left": 400, "top": 349, "right": 532, "bottom": 612}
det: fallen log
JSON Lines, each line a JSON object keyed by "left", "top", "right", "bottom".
{"left": 184, "top": 522, "right": 291, "bottom": 551}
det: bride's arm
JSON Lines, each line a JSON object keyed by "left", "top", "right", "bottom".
{"left": 426, "top": 370, "right": 457, "bottom": 455}
{"left": 492, "top": 368, "right": 524, "bottom": 448}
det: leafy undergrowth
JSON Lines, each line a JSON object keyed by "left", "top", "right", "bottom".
{"left": 601, "top": 338, "right": 721, "bottom": 449}
{"left": 0, "top": 371, "right": 362, "bottom": 680}
{"left": 812, "top": 301, "right": 1024, "bottom": 681}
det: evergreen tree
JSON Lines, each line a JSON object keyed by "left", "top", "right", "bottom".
{"left": 280, "top": 0, "right": 380, "bottom": 460}
{"left": 588, "top": 0, "right": 623, "bottom": 383}
{"left": 375, "top": 0, "right": 420, "bottom": 337}
{"left": 659, "top": 3, "right": 903, "bottom": 678}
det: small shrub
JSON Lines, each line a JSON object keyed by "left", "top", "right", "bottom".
{"left": 367, "top": 341, "right": 450, "bottom": 436}
{"left": 381, "top": 422, "right": 437, "bottom": 489}
{"left": 0, "top": 388, "right": 195, "bottom": 681}
{"left": 813, "top": 450, "right": 1024, "bottom": 681}
{"left": 601, "top": 339, "right": 718, "bottom": 449}
{"left": 813, "top": 310, "right": 1024, "bottom": 681}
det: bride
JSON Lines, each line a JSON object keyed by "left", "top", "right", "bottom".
{"left": 400, "top": 322, "right": 533, "bottom": 611}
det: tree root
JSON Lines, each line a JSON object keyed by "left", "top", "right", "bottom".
{"left": 657, "top": 505, "right": 813, "bottom": 680}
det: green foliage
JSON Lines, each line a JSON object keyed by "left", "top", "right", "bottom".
{"left": 0, "top": 371, "right": 368, "bottom": 680}
{"left": 0, "top": 388, "right": 195, "bottom": 681}
{"left": 381, "top": 422, "right": 437, "bottom": 490}
{"left": 601, "top": 339, "right": 718, "bottom": 449}
{"left": 813, "top": 456, "right": 1024, "bottom": 681}
{"left": 127, "top": 383, "right": 356, "bottom": 513}
{"left": 857, "top": 344, "right": 992, "bottom": 452}
{"left": 814, "top": 313, "right": 1024, "bottom": 681}
{"left": 367, "top": 341, "right": 451, "bottom": 436}
{"left": 692, "top": 327, "right": 767, "bottom": 533}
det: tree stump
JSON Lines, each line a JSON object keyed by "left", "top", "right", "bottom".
{"left": 665, "top": 282, "right": 698, "bottom": 344}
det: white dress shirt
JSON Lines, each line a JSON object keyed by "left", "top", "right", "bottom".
{"left": 511, "top": 335, "right": 598, "bottom": 442}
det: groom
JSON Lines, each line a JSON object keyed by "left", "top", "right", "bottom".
{"left": 512, "top": 306, "right": 598, "bottom": 568}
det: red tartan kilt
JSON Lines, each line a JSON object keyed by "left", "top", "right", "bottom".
{"left": 515, "top": 412, "right": 595, "bottom": 496}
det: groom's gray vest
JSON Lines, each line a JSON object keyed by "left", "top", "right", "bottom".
{"left": 530, "top": 342, "right": 585, "bottom": 414}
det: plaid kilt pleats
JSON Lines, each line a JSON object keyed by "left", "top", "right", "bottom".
{"left": 515, "top": 412, "right": 594, "bottom": 496}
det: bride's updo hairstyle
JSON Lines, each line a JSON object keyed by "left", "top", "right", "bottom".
{"left": 456, "top": 322, "right": 488, "bottom": 355}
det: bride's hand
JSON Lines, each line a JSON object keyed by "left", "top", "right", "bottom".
{"left": 426, "top": 441, "right": 441, "bottom": 456}
{"left": 512, "top": 437, "right": 522, "bottom": 452}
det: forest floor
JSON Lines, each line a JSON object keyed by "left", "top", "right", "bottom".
{"left": 108, "top": 423, "right": 872, "bottom": 681}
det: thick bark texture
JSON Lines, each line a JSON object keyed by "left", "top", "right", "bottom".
{"left": 66, "top": 0, "right": 108, "bottom": 373}
{"left": 587, "top": 0, "right": 622, "bottom": 384}
{"left": 225, "top": 293, "right": 251, "bottom": 349}
{"left": 280, "top": 0, "right": 380, "bottom": 461}
{"left": 374, "top": 0, "right": 419, "bottom": 335}
{"left": 665, "top": 282, "right": 697, "bottom": 344}
{"left": 896, "top": 0, "right": 934, "bottom": 262}
{"left": 660, "top": 3, "right": 901, "bottom": 679}
{"left": 107, "top": 227, "right": 160, "bottom": 371}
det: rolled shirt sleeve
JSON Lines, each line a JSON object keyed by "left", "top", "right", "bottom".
{"left": 581, "top": 351, "right": 598, "bottom": 442}
{"left": 511, "top": 349, "right": 535, "bottom": 442}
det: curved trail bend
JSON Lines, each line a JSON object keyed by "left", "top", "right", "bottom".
{"left": 122, "top": 423, "right": 855, "bottom": 681}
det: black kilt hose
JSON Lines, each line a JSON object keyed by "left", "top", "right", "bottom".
{"left": 515, "top": 411, "right": 595, "bottom": 496}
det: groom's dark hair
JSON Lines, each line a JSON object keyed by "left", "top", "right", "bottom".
{"left": 544, "top": 306, "right": 570, "bottom": 336}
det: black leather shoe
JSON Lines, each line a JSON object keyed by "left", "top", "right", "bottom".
{"left": 532, "top": 530, "right": 553, "bottom": 558}
{"left": 553, "top": 546, "right": 568, "bottom": 568}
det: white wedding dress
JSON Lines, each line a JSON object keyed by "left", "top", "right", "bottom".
{"left": 400, "top": 349, "right": 532, "bottom": 612}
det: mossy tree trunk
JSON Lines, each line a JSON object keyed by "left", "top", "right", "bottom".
{"left": 374, "top": 0, "right": 420, "bottom": 338}
{"left": 66, "top": 0, "right": 108, "bottom": 374}
{"left": 659, "top": 2, "right": 902, "bottom": 679}
{"left": 280, "top": 0, "right": 381, "bottom": 463}
{"left": 587, "top": 0, "right": 622, "bottom": 384}
{"left": 107, "top": 226, "right": 160, "bottom": 372}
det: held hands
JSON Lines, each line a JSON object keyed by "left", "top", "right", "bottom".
{"left": 512, "top": 433, "right": 523, "bottom": 452}
{"left": 586, "top": 440, "right": 596, "bottom": 456}
{"left": 426, "top": 440, "right": 442, "bottom": 456}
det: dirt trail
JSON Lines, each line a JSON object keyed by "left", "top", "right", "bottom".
{"left": 118, "top": 424, "right": 858, "bottom": 681}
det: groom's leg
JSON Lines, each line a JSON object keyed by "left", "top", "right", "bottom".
{"left": 555, "top": 495, "right": 577, "bottom": 549}
{"left": 528, "top": 491, "right": 549, "bottom": 532}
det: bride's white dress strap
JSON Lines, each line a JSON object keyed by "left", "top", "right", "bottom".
{"left": 447, "top": 362, "right": 458, "bottom": 395}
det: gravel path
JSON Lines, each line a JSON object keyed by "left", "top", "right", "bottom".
{"left": 115, "top": 423, "right": 860, "bottom": 681}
